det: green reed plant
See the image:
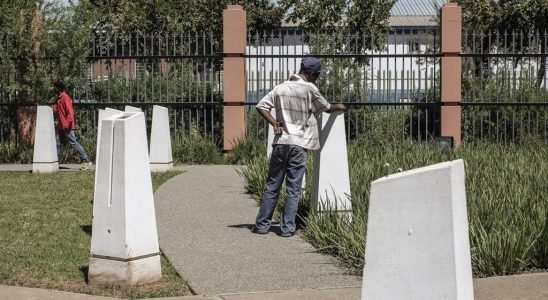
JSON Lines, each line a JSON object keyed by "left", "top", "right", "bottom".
{"left": 0, "top": 143, "right": 33, "bottom": 163}
{"left": 241, "top": 138, "right": 548, "bottom": 277}
{"left": 171, "top": 134, "right": 222, "bottom": 164}
{"left": 227, "top": 135, "right": 266, "bottom": 165}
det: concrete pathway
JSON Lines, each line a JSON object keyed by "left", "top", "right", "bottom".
{"left": 0, "top": 163, "right": 91, "bottom": 172}
{"left": 154, "top": 165, "right": 362, "bottom": 296}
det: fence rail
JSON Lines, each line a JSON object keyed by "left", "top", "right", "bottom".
{"left": 245, "top": 28, "right": 441, "bottom": 142}
{"left": 461, "top": 30, "right": 548, "bottom": 143}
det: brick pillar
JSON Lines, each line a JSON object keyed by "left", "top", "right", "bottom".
{"left": 440, "top": 3, "right": 462, "bottom": 146}
{"left": 222, "top": 5, "right": 247, "bottom": 151}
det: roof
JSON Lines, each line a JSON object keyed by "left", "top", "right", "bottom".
{"left": 280, "top": 0, "right": 449, "bottom": 28}
{"left": 389, "top": 0, "right": 449, "bottom": 27}
{"left": 389, "top": 16, "right": 437, "bottom": 27}
{"left": 390, "top": 0, "right": 449, "bottom": 16}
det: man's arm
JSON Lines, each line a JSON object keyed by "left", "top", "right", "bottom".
{"left": 256, "top": 107, "right": 283, "bottom": 134}
{"left": 325, "top": 103, "right": 346, "bottom": 113}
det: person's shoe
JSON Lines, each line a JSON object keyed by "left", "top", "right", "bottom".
{"left": 252, "top": 227, "right": 269, "bottom": 234}
{"left": 80, "top": 161, "right": 93, "bottom": 171}
{"left": 280, "top": 231, "right": 294, "bottom": 237}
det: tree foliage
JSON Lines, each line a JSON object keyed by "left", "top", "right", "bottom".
{"left": 81, "top": 0, "right": 285, "bottom": 36}
{"left": 453, "top": 0, "right": 548, "bottom": 33}
{"left": 280, "top": 0, "right": 395, "bottom": 52}
{"left": 453, "top": 0, "right": 548, "bottom": 87}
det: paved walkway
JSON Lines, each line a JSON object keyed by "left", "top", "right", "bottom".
{"left": 154, "top": 165, "right": 362, "bottom": 295}
{"left": 2, "top": 164, "right": 548, "bottom": 299}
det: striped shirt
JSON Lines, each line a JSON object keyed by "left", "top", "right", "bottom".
{"left": 256, "top": 74, "right": 331, "bottom": 150}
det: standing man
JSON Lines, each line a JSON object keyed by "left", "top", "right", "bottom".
{"left": 253, "top": 57, "right": 346, "bottom": 237}
{"left": 52, "top": 80, "right": 93, "bottom": 171}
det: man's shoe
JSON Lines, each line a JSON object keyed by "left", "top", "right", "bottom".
{"left": 80, "top": 161, "right": 93, "bottom": 171}
{"left": 280, "top": 231, "right": 294, "bottom": 237}
{"left": 252, "top": 227, "right": 268, "bottom": 234}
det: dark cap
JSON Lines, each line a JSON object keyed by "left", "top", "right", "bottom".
{"left": 301, "top": 57, "right": 326, "bottom": 74}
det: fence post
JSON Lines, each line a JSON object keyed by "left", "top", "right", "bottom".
{"left": 222, "top": 5, "right": 247, "bottom": 151}
{"left": 440, "top": 3, "right": 462, "bottom": 146}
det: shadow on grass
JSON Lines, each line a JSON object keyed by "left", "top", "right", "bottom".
{"left": 80, "top": 225, "right": 92, "bottom": 236}
{"left": 80, "top": 266, "right": 89, "bottom": 284}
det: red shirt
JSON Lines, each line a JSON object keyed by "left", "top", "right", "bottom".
{"left": 52, "top": 91, "right": 76, "bottom": 130}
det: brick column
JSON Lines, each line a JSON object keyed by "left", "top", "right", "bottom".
{"left": 440, "top": 3, "right": 462, "bottom": 146}
{"left": 222, "top": 5, "right": 246, "bottom": 151}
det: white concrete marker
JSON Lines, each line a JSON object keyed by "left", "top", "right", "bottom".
{"left": 105, "top": 108, "right": 123, "bottom": 114}
{"left": 149, "top": 105, "right": 173, "bottom": 172}
{"left": 95, "top": 109, "right": 124, "bottom": 163}
{"left": 362, "top": 159, "right": 473, "bottom": 300}
{"left": 310, "top": 112, "right": 351, "bottom": 214}
{"left": 125, "top": 105, "right": 142, "bottom": 112}
{"left": 32, "top": 106, "right": 58, "bottom": 173}
{"left": 89, "top": 112, "right": 161, "bottom": 287}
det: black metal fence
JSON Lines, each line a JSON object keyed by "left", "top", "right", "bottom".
{"left": 2, "top": 28, "right": 547, "bottom": 147}
{"left": 0, "top": 31, "right": 223, "bottom": 145}
{"left": 461, "top": 30, "right": 548, "bottom": 143}
{"left": 245, "top": 28, "right": 441, "bottom": 142}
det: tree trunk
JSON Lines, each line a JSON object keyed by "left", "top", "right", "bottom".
{"left": 537, "top": 43, "right": 546, "bottom": 89}
{"left": 16, "top": 104, "right": 37, "bottom": 146}
{"left": 15, "top": 10, "right": 43, "bottom": 146}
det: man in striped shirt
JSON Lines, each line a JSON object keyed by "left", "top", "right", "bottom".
{"left": 253, "top": 57, "right": 346, "bottom": 237}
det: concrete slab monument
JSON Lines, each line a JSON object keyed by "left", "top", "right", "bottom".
{"left": 310, "top": 112, "right": 351, "bottom": 214}
{"left": 105, "top": 108, "right": 123, "bottom": 113}
{"left": 32, "top": 106, "right": 58, "bottom": 173}
{"left": 362, "top": 159, "right": 473, "bottom": 300}
{"left": 96, "top": 109, "right": 123, "bottom": 157}
{"left": 89, "top": 112, "right": 161, "bottom": 287}
{"left": 125, "top": 105, "right": 142, "bottom": 112}
{"left": 149, "top": 105, "right": 173, "bottom": 172}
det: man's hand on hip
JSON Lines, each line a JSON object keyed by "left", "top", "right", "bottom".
{"left": 273, "top": 122, "right": 284, "bottom": 134}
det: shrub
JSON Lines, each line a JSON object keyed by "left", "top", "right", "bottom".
{"left": 171, "top": 134, "right": 222, "bottom": 164}
{"left": 227, "top": 135, "right": 266, "bottom": 165}
{"left": 0, "top": 143, "right": 33, "bottom": 164}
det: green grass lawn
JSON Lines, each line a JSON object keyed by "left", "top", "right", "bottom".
{"left": 0, "top": 171, "right": 191, "bottom": 298}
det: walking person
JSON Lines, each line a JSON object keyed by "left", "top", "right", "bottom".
{"left": 253, "top": 57, "right": 346, "bottom": 237}
{"left": 51, "top": 80, "right": 93, "bottom": 171}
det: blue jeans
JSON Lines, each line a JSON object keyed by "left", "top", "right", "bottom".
{"left": 255, "top": 144, "right": 307, "bottom": 234}
{"left": 56, "top": 129, "right": 90, "bottom": 162}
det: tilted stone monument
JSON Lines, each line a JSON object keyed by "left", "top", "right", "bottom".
{"left": 106, "top": 108, "right": 123, "bottom": 113}
{"left": 149, "top": 105, "right": 173, "bottom": 172}
{"left": 32, "top": 106, "right": 59, "bottom": 173}
{"left": 88, "top": 112, "right": 162, "bottom": 287}
{"left": 310, "top": 112, "right": 351, "bottom": 214}
{"left": 362, "top": 159, "right": 473, "bottom": 300}
{"left": 125, "top": 105, "right": 142, "bottom": 112}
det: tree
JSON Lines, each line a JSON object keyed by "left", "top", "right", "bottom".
{"left": 277, "top": 0, "right": 395, "bottom": 104}
{"left": 81, "top": 0, "right": 285, "bottom": 36}
{"left": 281, "top": 0, "right": 395, "bottom": 52}
{"left": 0, "top": 0, "right": 94, "bottom": 145}
{"left": 453, "top": 0, "right": 548, "bottom": 87}
{"left": 497, "top": 0, "right": 548, "bottom": 87}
